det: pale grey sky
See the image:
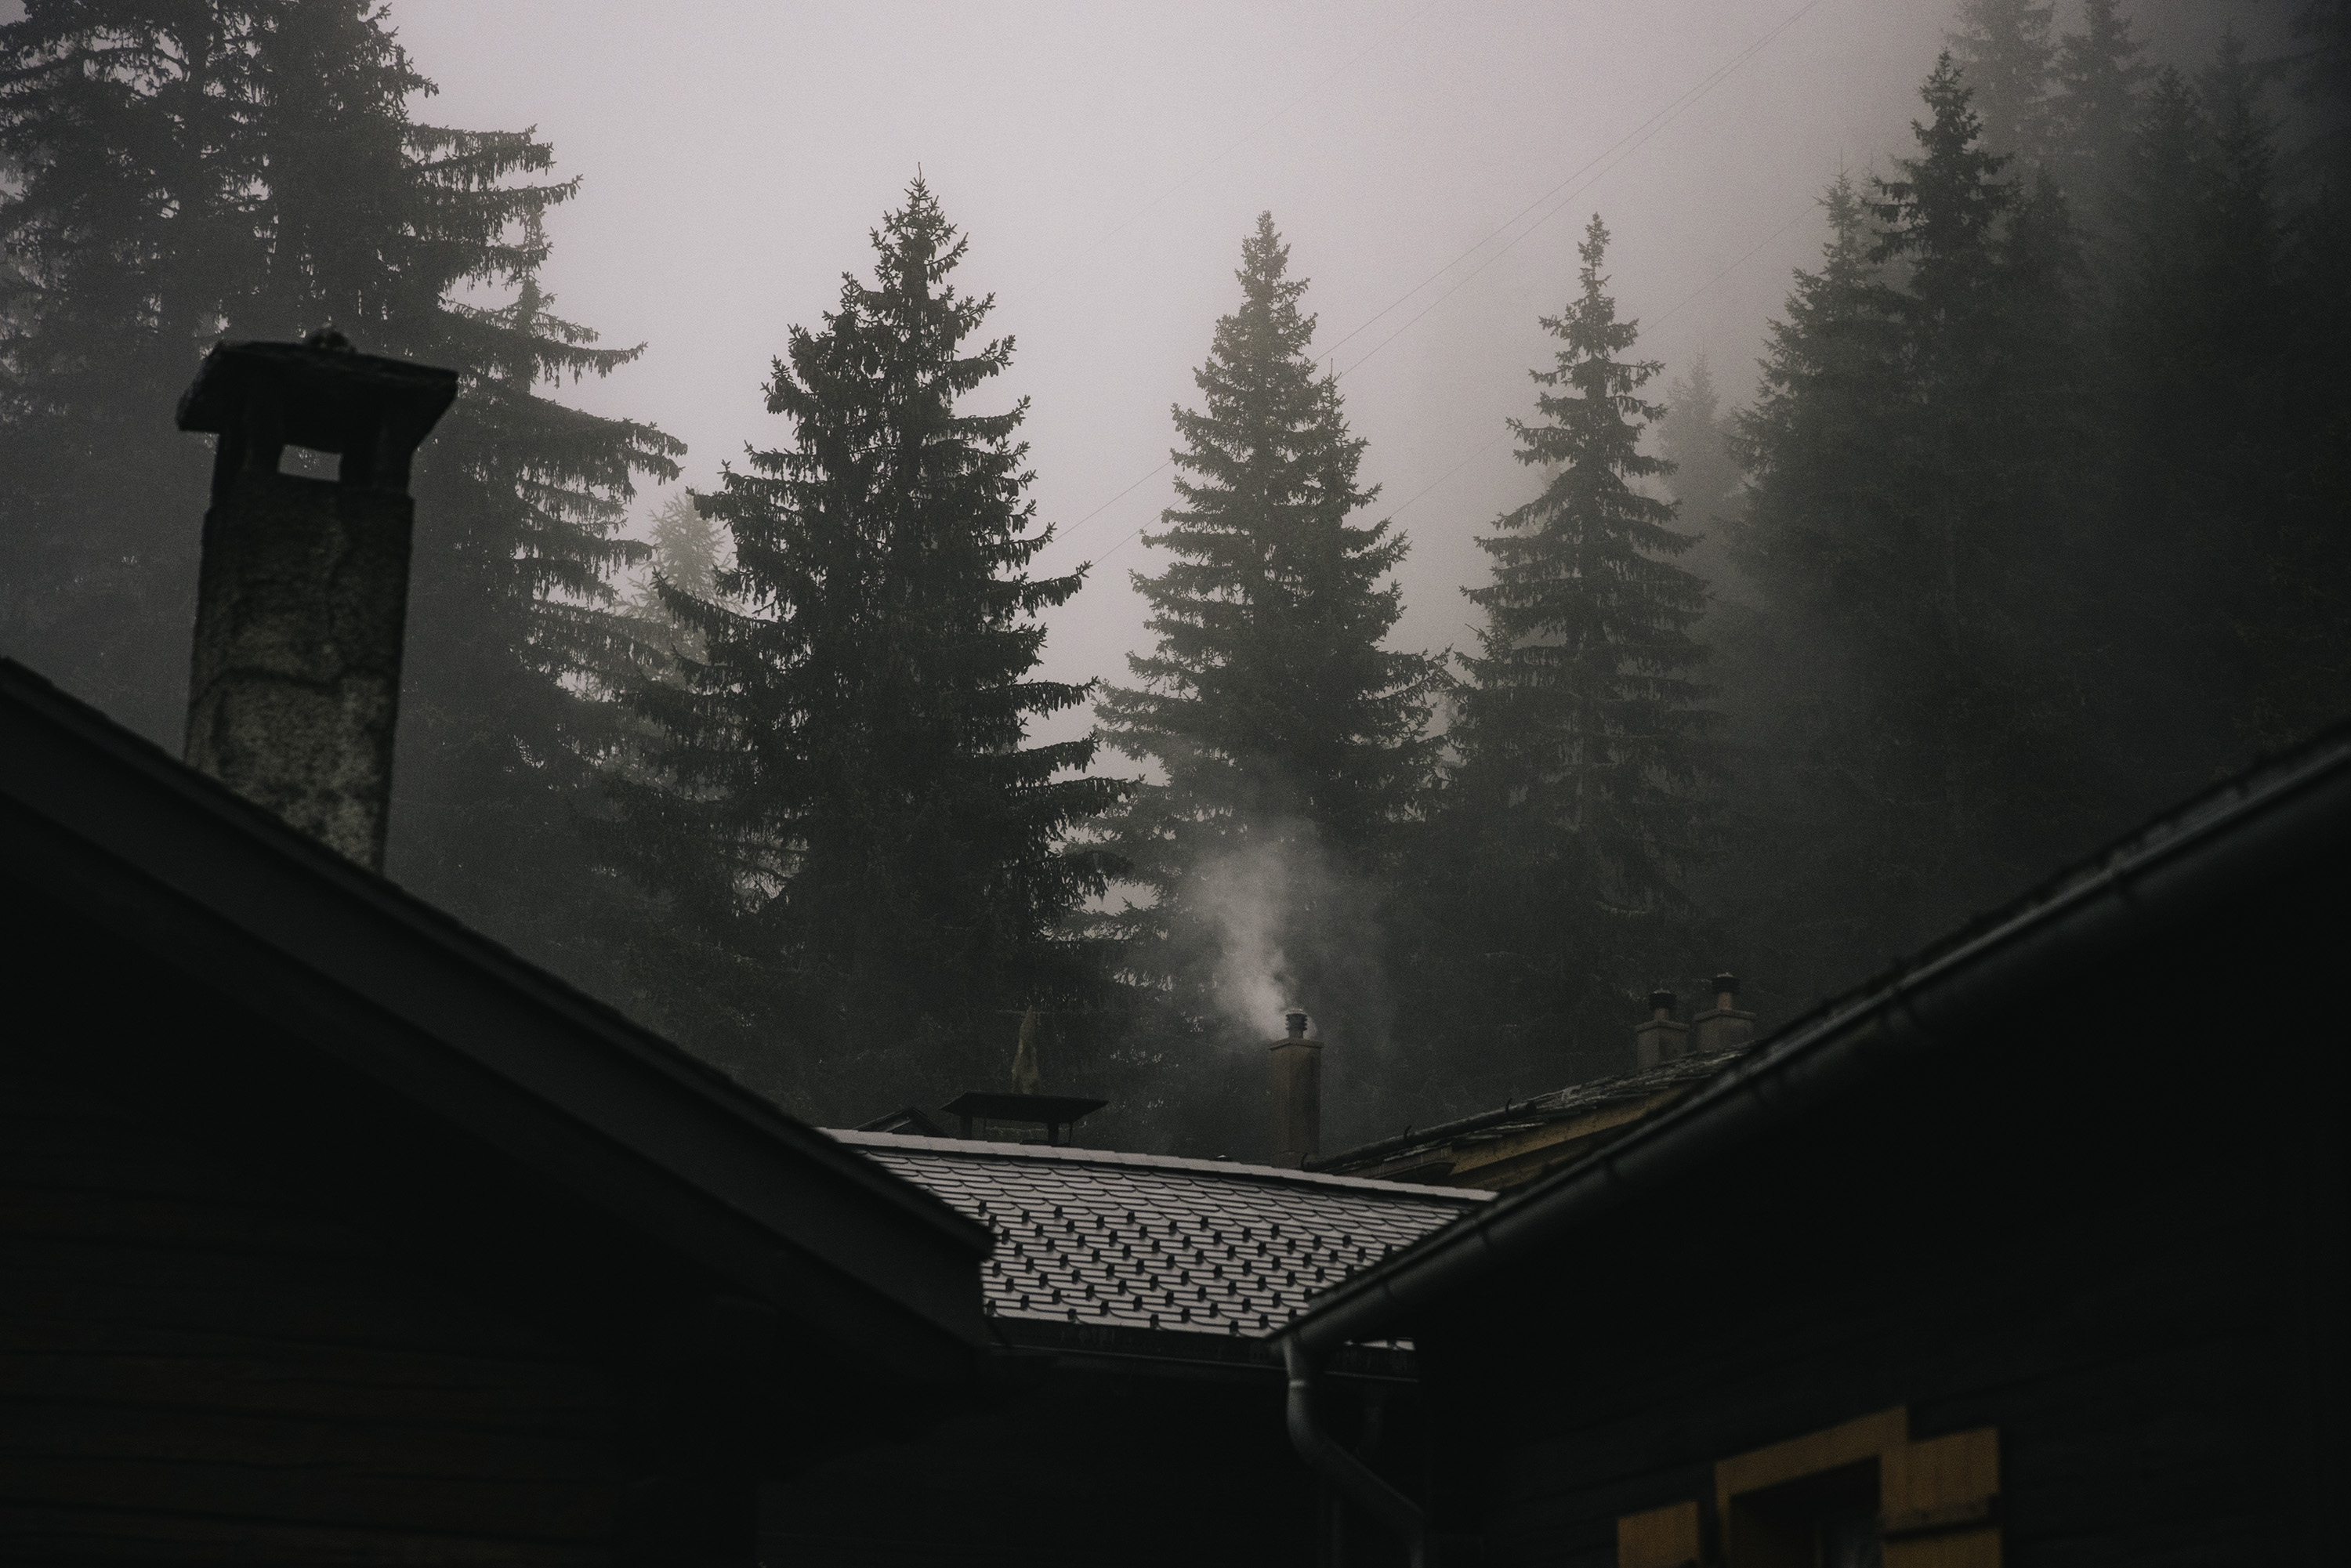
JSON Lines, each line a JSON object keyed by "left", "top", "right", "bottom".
{"left": 391, "top": 0, "right": 1974, "bottom": 737}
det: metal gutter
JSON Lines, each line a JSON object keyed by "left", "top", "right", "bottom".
{"left": 1284, "top": 1336, "right": 1429, "bottom": 1568}
{"left": 1275, "top": 722, "right": 2351, "bottom": 1560}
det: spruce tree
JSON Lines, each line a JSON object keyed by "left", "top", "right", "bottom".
{"left": 2099, "top": 42, "right": 2349, "bottom": 766}
{"left": 2050, "top": 0, "right": 2148, "bottom": 247}
{"left": 1657, "top": 357, "right": 1737, "bottom": 527}
{"left": 1718, "top": 58, "right": 2085, "bottom": 993}
{"left": 621, "top": 180, "right": 1118, "bottom": 1115}
{"left": 1657, "top": 354, "right": 1745, "bottom": 603}
{"left": 1411, "top": 214, "right": 1712, "bottom": 1099}
{"left": 1099, "top": 214, "right": 1440, "bottom": 864}
{"left": 0, "top": 2, "right": 680, "bottom": 990}
{"left": 1093, "top": 212, "right": 1440, "bottom": 1126}
{"left": 2273, "top": 4, "right": 2351, "bottom": 743}
{"left": 1730, "top": 177, "right": 1898, "bottom": 621}
{"left": 1874, "top": 54, "right": 2083, "bottom": 864}
{"left": 1702, "top": 175, "right": 1909, "bottom": 1000}
{"left": 2284, "top": 0, "right": 2350, "bottom": 190}
{"left": 0, "top": 5, "right": 266, "bottom": 739}
{"left": 2095, "top": 67, "right": 2242, "bottom": 789}
{"left": 629, "top": 492, "right": 726, "bottom": 667}
{"left": 1945, "top": 0, "right": 2057, "bottom": 165}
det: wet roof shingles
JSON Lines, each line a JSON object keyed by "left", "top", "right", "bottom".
{"left": 828, "top": 1131, "right": 1488, "bottom": 1339}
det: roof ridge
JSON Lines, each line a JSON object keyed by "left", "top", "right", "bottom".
{"left": 0, "top": 657, "right": 992, "bottom": 1258}
{"left": 1308, "top": 1046, "right": 1752, "bottom": 1171}
{"left": 825, "top": 1129, "right": 1493, "bottom": 1203}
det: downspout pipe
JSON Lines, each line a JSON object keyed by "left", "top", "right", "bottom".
{"left": 1276, "top": 726, "right": 2351, "bottom": 1563}
{"left": 1284, "top": 1336, "right": 1426, "bottom": 1568}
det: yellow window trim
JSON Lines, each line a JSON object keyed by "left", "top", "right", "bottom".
{"left": 1614, "top": 1408, "right": 2001, "bottom": 1568}
{"left": 1617, "top": 1500, "right": 1702, "bottom": 1568}
{"left": 1713, "top": 1405, "right": 1909, "bottom": 1526}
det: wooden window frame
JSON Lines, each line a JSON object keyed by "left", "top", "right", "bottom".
{"left": 1614, "top": 1408, "right": 2000, "bottom": 1568}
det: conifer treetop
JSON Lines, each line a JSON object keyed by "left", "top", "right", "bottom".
{"left": 627, "top": 176, "right": 1115, "bottom": 1108}
{"left": 1453, "top": 212, "right": 1712, "bottom": 905}
{"left": 1944, "top": 0, "right": 2057, "bottom": 163}
{"left": 1099, "top": 211, "right": 1439, "bottom": 860}
{"left": 1469, "top": 213, "right": 1696, "bottom": 639}
{"left": 2055, "top": 0, "right": 2148, "bottom": 143}
{"left": 1873, "top": 53, "right": 2016, "bottom": 274}
{"left": 726, "top": 176, "right": 1077, "bottom": 650}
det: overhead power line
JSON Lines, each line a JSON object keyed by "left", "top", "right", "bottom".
{"left": 1089, "top": 191, "right": 1823, "bottom": 567}
{"left": 1386, "top": 429, "right": 1512, "bottom": 521}
{"left": 1060, "top": 0, "right": 1830, "bottom": 566}
{"left": 1327, "top": 0, "right": 1827, "bottom": 380}
{"left": 1647, "top": 201, "right": 1817, "bottom": 331}
{"left": 1058, "top": 459, "right": 1173, "bottom": 540}
{"left": 1375, "top": 198, "right": 1824, "bottom": 527}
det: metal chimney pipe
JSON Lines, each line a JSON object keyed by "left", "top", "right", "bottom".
{"left": 1270, "top": 1009, "right": 1322, "bottom": 1167}
{"left": 175, "top": 333, "right": 456, "bottom": 871}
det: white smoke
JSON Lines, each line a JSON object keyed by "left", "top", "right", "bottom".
{"left": 1190, "top": 834, "right": 1302, "bottom": 1040}
{"left": 1118, "top": 810, "right": 1400, "bottom": 1153}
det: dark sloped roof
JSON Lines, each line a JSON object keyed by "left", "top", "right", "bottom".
{"left": 1312, "top": 1047, "right": 1753, "bottom": 1178}
{"left": 0, "top": 659, "right": 994, "bottom": 1380}
{"left": 831, "top": 1131, "right": 1487, "bottom": 1340}
{"left": 1284, "top": 716, "right": 2351, "bottom": 1355}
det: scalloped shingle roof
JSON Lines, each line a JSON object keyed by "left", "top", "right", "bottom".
{"left": 828, "top": 1130, "right": 1489, "bottom": 1339}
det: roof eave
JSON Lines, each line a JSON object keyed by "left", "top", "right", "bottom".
{"left": 1284, "top": 720, "right": 2351, "bottom": 1355}
{"left": 0, "top": 660, "right": 994, "bottom": 1371}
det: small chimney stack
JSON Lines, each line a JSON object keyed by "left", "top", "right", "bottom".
{"left": 1269, "top": 1008, "right": 1321, "bottom": 1167}
{"left": 1012, "top": 1005, "right": 1043, "bottom": 1095}
{"left": 176, "top": 333, "right": 457, "bottom": 871}
{"left": 1692, "top": 972, "right": 1757, "bottom": 1055}
{"left": 1634, "top": 990, "right": 1687, "bottom": 1070}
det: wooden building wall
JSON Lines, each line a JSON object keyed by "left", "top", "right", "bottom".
{"left": 759, "top": 1339, "right": 1418, "bottom": 1568}
{"left": 0, "top": 1052, "right": 631, "bottom": 1566}
{"left": 1415, "top": 878, "right": 2347, "bottom": 1566}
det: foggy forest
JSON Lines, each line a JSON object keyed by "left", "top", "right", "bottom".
{"left": 3, "top": 0, "right": 2344, "bottom": 1162}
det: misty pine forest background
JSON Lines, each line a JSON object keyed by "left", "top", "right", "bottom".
{"left": 4, "top": 0, "right": 2345, "bottom": 1160}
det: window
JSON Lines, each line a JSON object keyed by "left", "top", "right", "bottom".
{"left": 1733, "top": 1456, "right": 1888, "bottom": 1566}
{"left": 1615, "top": 1408, "right": 1999, "bottom": 1568}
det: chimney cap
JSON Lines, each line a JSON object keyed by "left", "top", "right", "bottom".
{"left": 177, "top": 338, "right": 458, "bottom": 454}
{"left": 1648, "top": 989, "right": 1676, "bottom": 1013}
{"left": 1283, "top": 1008, "right": 1309, "bottom": 1039}
{"left": 936, "top": 1091, "right": 1106, "bottom": 1125}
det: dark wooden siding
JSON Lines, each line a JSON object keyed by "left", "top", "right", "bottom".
{"left": 1, "top": 1061, "right": 628, "bottom": 1565}
{"left": 1416, "top": 885, "right": 2346, "bottom": 1566}
{"left": 759, "top": 1356, "right": 1414, "bottom": 1568}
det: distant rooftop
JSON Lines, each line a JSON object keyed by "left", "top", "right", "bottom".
{"left": 828, "top": 1130, "right": 1488, "bottom": 1341}
{"left": 1310, "top": 1046, "right": 1754, "bottom": 1187}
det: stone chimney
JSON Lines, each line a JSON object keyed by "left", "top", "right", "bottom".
{"left": 176, "top": 333, "right": 457, "bottom": 872}
{"left": 1634, "top": 990, "right": 1687, "bottom": 1070}
{"left": 1269, "top": 1009, "right": 1322, "bottom": 1168}
{"left": 1692, "top": 972, "right": 1757, "bottom": 1055}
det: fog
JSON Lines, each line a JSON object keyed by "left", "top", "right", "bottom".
{"left": 394, "top": 0, "right": 1979, "bottom": 739}
{"left": 5, "top": 0, "right": 2329, "bottom": 1150}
